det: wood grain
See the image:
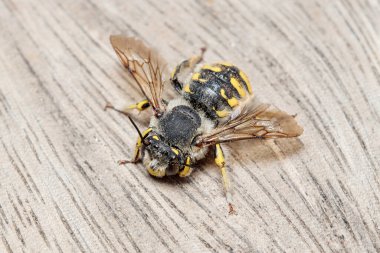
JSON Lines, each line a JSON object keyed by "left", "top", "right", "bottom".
{"left": 0, "top": 0, "right": 379, "bottom": 252}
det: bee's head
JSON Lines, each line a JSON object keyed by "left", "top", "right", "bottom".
{"left": 143, "top": 135, "right": 185, "bottom": 177}
{"left": 126, "top": 115, "right": 190, "bottom": 178}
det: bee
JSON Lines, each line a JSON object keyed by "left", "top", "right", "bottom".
{"left": 105, "top": 35, "right": 303, "bottom": 213}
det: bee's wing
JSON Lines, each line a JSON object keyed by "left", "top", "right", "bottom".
{"left": 195, "top": 102, "right": 303, "bottom": 147}
{"left": 110, "top": 35, "right": 168, "bottom": 116}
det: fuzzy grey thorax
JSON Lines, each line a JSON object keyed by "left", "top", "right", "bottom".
{"left": 158, "top": 105, "right": 201, "bottom": 148}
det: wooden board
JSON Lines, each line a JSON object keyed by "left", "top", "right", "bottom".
{"left": 0, "top": 0, "right": 379, "bottom": 252}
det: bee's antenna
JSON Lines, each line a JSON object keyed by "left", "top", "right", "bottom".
{"left": 104, "top": 103, "right": 145, "bottom": 143}
{"left": 127, "top": 116, "right": 144, "bottom": 141}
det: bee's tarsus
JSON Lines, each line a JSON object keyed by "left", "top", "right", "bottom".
{"left": 118, "top": 160, "right": 128, "bottom": 165}
{"left": 228, "top": 203, "right": 236, "bottom": 215}
{"left": 118, "top": 159, "right": 139, "bottom": 165}
{"left": 104, "top": 102, "right": 114, "bottom": 111}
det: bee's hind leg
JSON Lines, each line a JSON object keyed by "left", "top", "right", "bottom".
{"left": 214, "top": 144, "right": 236, "bottom": 214}
{"left": 170, "top": 47, "right": 206, "bottom": 93}
{"left": 104, "top": 99, "right": 150, "bottom": 115}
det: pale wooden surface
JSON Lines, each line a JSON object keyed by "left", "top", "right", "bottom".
{"left": 0, "top": 0, "right": 379, "bottom": 252}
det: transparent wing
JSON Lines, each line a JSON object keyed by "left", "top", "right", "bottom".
{"left": 195, "top": 102, "right": 303, "bottom": 147}
{"left": 110, "top": 35, "right": 168, "bottom": 116}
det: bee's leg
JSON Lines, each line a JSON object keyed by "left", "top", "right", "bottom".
{"left": 178, "top": 156, "right": 193, "bottom": 177}
{"left": 125, "top": 99, "right": 150, "bottom": 112}
{"left": 214, "top": 144, "right": 235, "bottom": 214}
{"left": 118, "top": 128, "right": 152, "bottom": 165}
{"left": 117, "top": 139, "right": 142, "bottom": 165}
{"left": 170, "top": 47, "right": 206, "bottom": 93}
{"left": 104, "top": 99, "right": 150, "bottom": 115}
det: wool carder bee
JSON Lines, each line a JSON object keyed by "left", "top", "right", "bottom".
{"left": 105, "top": 35, "right": 303, "bottom": 213}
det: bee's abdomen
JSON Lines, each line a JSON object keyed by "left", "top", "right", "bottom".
{"left": 183, "top": 63, "right": 253, "bottom": 119}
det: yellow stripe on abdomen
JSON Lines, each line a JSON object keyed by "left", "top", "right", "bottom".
{"left": 238, "top": 70, "right": 253, "bottom": 95}
{"left": 220, "top": 89, "right": 239, "bottom": 108}
{"left": 230, "top": 77, "right": 246, "bottom": 98}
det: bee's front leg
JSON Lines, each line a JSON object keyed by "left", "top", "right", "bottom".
{"left": 214, "top": 144, "right": 235, "bottom": 215}
{"left": 118, "top": 128, "right": 152, "bottom": 166}
{"left": 117, "top": 138, "right": 142, "bottom": 165}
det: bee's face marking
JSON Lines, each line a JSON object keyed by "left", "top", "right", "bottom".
{"left": 171, "top": 147, "right": 179, "bottom": 155}
{"left": 147, "top": 165, "right": 166, "bottom": 177}
{"left": 145, "top": 137, "right": 185, "bottom": 177}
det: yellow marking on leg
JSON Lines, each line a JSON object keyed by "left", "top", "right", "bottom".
{"left": 132, "top": 128, "right": 152, "bottom": 161}
{"left": 127, "top": 99, "right": 150, "bottom": 111}
{"left": 215, "top": 144, "right": 230, "bottom": 191}
{"left": 152, "top": 135, "right": 159, "bottom": 140}
{"left": 215, "top": 144, "right": 234, "bottom": 213}
{"left": 179, "top": 156, "right": 192, "bottom": 177}
{"left": 132, "top": 142, "right": 140, "bottom": 161}
{"left": 214, "top": 107, "right": 230, "bottom": 118}
{"left": 202, "top": 65, "right": 222, "bottom": 72}
{"left": 239, "top": 70, "right": 253, "bottom": 94}
{"left": 230, "top": 77, "right": 246, "bottom": 97}
{"left": 215, "top": 144, "right": 225, "bottom": 168}
{"left": 220, "top": 89, "right": 239, "bottom": 108}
